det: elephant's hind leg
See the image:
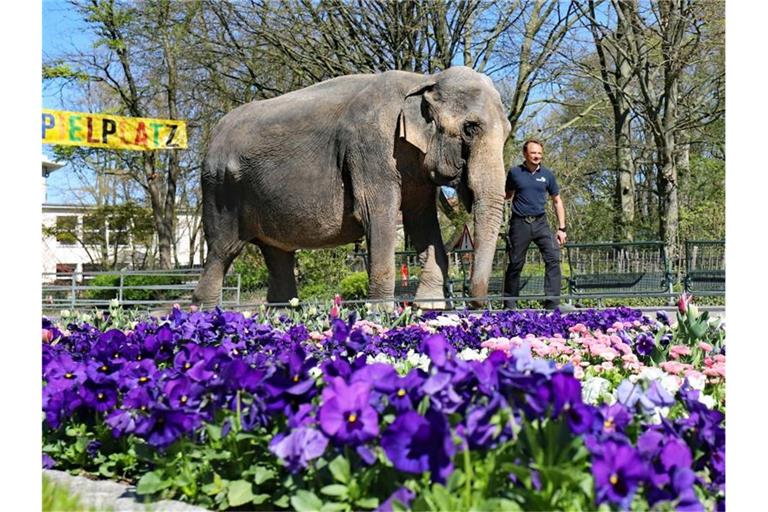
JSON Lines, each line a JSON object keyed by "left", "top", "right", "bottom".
{"left": 403, "top": 197, "right": 448, "bottom": 310}
{"left": 259, "top": 245, "right": 298, "bottom": 304}
{"left": 193, "top": 237, "right": 246, "bottom": 309}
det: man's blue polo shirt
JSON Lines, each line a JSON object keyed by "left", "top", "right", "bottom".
{"left": 505, "top": 163, "right": 560, "bottom": 217}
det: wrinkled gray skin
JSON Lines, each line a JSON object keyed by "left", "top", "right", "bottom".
{"left": 192, "top": 66, "right": 511, "bottom": 309}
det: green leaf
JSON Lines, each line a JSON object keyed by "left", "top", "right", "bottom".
{"left": 251, "top": 465, "right": 276, "bottom": 485}
{"left": 329, "top": 456, "right": 351, "bottom": 484}
{"left": 205, "top": 423, "right": 222, "bottom": 442}
{"left": 252, "top": 494, "right": 271, "bottom": 505}
{"left": 136, "top": 470, "right": 171, "bottom": 495}
{"left": 320, "top": 484, "right": 348, "bottom": 498}
{"left": 201, "top": 474, "right": 226, "bottom": 496}
{"left": 430, "top": 484, "right": 455, "bottom": 511}
{"left": 320, "top": 503, "right": 349, "bottom": 512}
{"left": 355, "top": 497, "right": 380, "bottom": 509}
{"left": 291, "top": 490, "right": 324, "bottom": 512}
{"left": 227, "top": 479, "right": 255, "bottom": 507}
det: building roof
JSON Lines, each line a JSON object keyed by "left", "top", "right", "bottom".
{"left": 42, "top": 155, "right": 64, "bottom": 177}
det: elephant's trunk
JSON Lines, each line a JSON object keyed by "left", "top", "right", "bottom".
{"left": 465, "top": 139, "right": 507, "bottom": 308}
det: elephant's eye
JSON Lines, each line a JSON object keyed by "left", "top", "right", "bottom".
{"left": 462, "top": 121, "right": 482, "bottom": 139}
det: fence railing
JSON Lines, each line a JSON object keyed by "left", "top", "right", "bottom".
{"left": 41, "top": 269, "right": 240, "bottom": 312}
{"left": 41, "top": 240, "right": 724, "bottom": 312}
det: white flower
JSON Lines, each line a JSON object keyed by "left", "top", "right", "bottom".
{"left": 366, "top": 353, "right": 394, "bottom": 365}
{"left": 406, "top": 349, "right": 430, "bottom": 372}
{"left": 308, "top": 306, "right": 318, "bottom": 316}
{"left": 660, "top": 374, "right": 683, "bottom": 396}
{"left": 638, "top": 367, "right": 665, "bottom": 382}
{"left": 289, "top": 297, "right": 300, "bottom": 308}
{"left": 699, "top": 394, "right": 716, "bottom": 409}
{"left": 110, "top": 298, "right": 120, "bottom": 308}
{"left": 581, "top": 377, "right": 612, "bottom": 405}
{"left": 457, "top": 347, "right": 489, "bottom": 362}
{"left": 80, "top": 313, "right": 92, "bottom": 323}
{"left": 59, "top": 309, "right": 71, "bottom": 317}
{"left": 686, "top": 373, "right": 707, "bottom": 391}
{"left": 308, "top": 366, "right": 323, "bottom": 379}
{"left": 648, "top": 406, "right": 670, "bottom": 425}
{"left": 426, "top": 314, "right": 462, "bottom": 328}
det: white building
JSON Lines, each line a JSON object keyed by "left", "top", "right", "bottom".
{"left": 41, "top": 157, "right": 206, "bottom": 281}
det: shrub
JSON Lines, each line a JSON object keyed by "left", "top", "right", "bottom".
{"left": 84, "top": 274, "right": 187, "bottom": 302}
{"left": 339, "top": 272, "right": 368, "bottom": 300}
{"left": 232, "top": 246, "right": 270, "bottom": 292}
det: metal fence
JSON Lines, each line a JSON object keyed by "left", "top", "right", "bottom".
{"left": 41, "top": 240, "right": 724, "bottom": 312}
{"left": 41, "top": 268, "right": 240, "bottom": 313}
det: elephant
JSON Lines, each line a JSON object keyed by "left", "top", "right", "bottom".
{"left": 192, "top": 66, "right": 511, "bottom": 309}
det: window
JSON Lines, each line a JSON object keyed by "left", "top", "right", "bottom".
{"left": 83, "top": 215, "right": 103, "bottom": 246}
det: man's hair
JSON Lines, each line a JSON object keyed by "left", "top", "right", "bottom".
{"left": 523, "top": 139, "right": 544, "bottom": 153}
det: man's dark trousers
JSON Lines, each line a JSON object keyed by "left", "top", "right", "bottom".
{"left": 504, "top": 215, "right": 561, "bottom": 309}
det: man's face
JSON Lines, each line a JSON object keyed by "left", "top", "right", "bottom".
{"left": 524, "top": 143, "right": 543, "bottom": 167}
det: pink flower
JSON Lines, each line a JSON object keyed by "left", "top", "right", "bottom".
{"left": 698, "top": 342, "right": 713, "bottom": 352}
{"left": 621, "top": 354, "right": 642, "bottom": 372}
{"left": 189, "top": 304, "right": 199, "bottom": 313}
{"left": 334, "top": 294, "right": 342, "bottom": 307}
{"left": 330, "top": 304, "right": 340, "bottom": 319}
{"left": 660, "top": 361, "right": 687, "bottom": 375}
{"left": 669, "top": 345, "right": 692, "bottom": 359}
{"left": 613, "top": 341, "right": 633, "bottom": 355}
{"left": 597, "top": 347, "right": 619, "bottom": 362}
{"left": 569, "top": 323, "right": 589, "bottom": 334}
{"left": 714, "top": 354, "right": 726, "bottom": 363}
{"left": 573, "top": 366, "right": 585, "bottom": 379}
{"left": 599, "top": 362, "right": 614, "bottom": 371}
{"left": 42, "top": 329, "right": 53, "bottom": 343}
{"left": 677, "top": 293, "right": 693, "bottom": 314}
{"left": 703, "top": 365, "right": 725, "bottom": 379}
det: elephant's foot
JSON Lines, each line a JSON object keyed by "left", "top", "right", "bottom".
{"left": 413, "top": 298, "right": 447, "bottom": 311}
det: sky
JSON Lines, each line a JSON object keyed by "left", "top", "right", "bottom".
{"left": 42, "top": 0, "right": 95, "bottom": 204}
{"left": 14, "top": 0, "right": 768, "bottom": 507}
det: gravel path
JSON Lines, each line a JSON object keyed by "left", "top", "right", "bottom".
{"left": 43, "top": 470, "right": 210, "bottom": 511}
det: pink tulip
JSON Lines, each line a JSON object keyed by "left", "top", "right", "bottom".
{"left": 42, "top": 329, "right": 53, "bottom": 343}
{"left": 334, "top": 294, "right": 342, "bottom": 307}
{"left": 698, "top": 342, "right": 713, "bottom": 352}
{"left": 330, "top": 304, "right": 339, "bottom": 319}
{"left": 714, "top": 354, "right": 726, "bottom": 363}
{"left": 189, "top": 304, "right": 199, "bottom": 313}
{"left": 677, "top": 293, "right": 693, "bottom": 314}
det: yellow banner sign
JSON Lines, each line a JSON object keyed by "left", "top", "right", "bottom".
{"left": 42, "top": 109, "right": 187, "bottom": 151}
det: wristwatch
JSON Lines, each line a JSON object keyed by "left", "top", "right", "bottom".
{"left": 557, "top": 227, "right": 567, "bottom": 232}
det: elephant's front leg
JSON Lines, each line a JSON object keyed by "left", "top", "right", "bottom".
{"left": 402, "top": 192, "right": 448, "bottom": 310}
{"left": 366, "top": 195, "right": 399, "bottom": 313}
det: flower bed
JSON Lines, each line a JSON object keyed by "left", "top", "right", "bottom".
{"left": 42, "top": 300, "right": 725, "bottom": 511}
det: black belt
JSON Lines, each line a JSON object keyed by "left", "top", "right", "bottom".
{"left": 513, "top": 213, "right": 545, "bottom": 224}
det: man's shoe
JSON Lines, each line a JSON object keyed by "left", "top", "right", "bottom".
{"left": 555, "top": 303, "right": 578, "bottom": 313}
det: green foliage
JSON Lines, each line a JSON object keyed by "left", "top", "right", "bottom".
{"left": 83, "top": 274, "right": 187, "bottom": 302}
{"left": 339, "top": 272, "right": 369, "bottom": 300}
{"left": 232, "top": 245, "right": 269, "bottom": 292}
{"left": 297, "top": 245, "right": 356, "bottom": 299}
{"left": 42, "top": 475, "right": 97, "bottom": 512}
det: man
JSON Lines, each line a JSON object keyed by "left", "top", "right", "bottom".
{"left": 503, "top": 139, "right": 570, "bottom": 310}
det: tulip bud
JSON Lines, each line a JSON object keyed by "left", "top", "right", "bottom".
{"left": 289, "top": 297, "right": 300, "bottom": 308}
{"left": 330, "top": 304, "right": 339, "bottom": 319}
{"left": 334, "top": 294, "right": 342, "bottom": 307}
{"left": 677, "top": 293, "right": 693, "bottom": 315}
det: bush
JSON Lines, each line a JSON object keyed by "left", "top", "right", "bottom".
{"left": 232, "top": 246, "right": 270, "bottom": 292}
{"left": 339, "top": 272, "right": 368, "bottom": 300}
{"left": 84, "top": 273, "right": 187, "bottom": 302}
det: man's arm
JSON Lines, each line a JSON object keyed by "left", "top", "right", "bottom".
{"left": 551, "top": 194, "right": 567, "bottom": 246}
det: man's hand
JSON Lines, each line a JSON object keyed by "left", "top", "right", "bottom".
{"left": 556, "top": 230, "right": 567, "bottom": 246}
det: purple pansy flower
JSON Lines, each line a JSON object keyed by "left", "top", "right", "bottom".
{"left": 318, "top": 377, "right": 379, "bottom": 444}
{"left": 269, "top": 427, "right": 328, "bottom": 473}
{"left": 381, "top": 410, "right": 455, "bottom": 483}
{"left": 591, "top": 440, "right": 647, "bottom": 508}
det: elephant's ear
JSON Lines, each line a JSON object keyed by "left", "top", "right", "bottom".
{"left": 398, "top": 79, "right": 437, "bottom": 154}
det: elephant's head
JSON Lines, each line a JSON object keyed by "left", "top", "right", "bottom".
{"left": 399, "top": 66, "right": 511, "bottom": 306}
